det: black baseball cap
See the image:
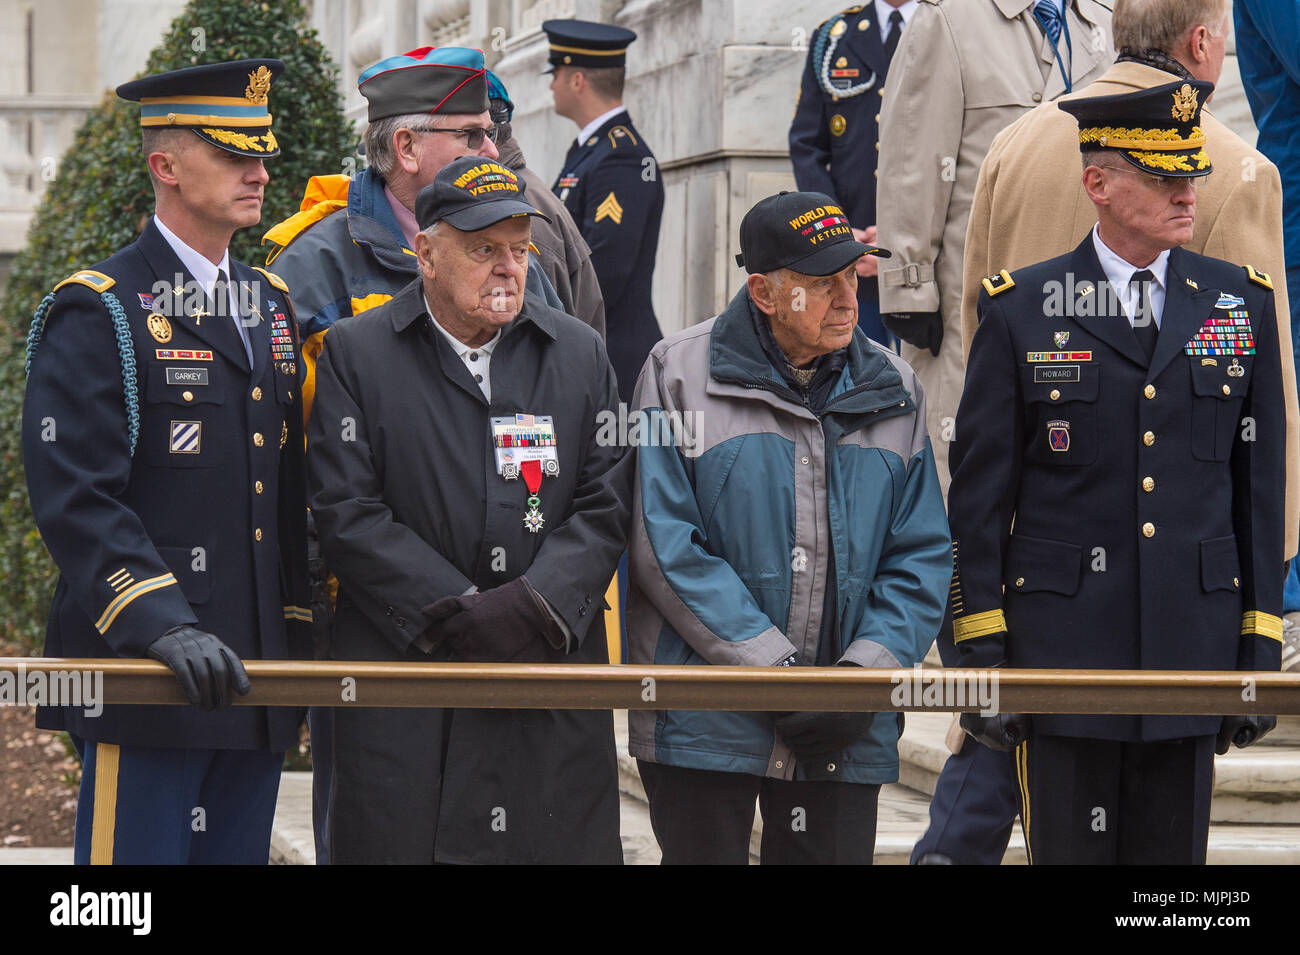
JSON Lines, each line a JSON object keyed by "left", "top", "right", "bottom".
{"left": 415, "top": 157, "right": 551, "bottom": 232}
{"left": 736, "top": 191, "right": 891, "bottom": 276}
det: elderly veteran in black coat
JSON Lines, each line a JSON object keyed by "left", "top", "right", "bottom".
{"left": 307, "top": 156, "right": 632, "bottom": 864}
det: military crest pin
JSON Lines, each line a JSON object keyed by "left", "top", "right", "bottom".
{"left": 1047, "top": 420, "right": 1070, "bottom": 452}
{"left": 1054, "top": 331, "right": 1069, "bottom": 348}
{"left": 148, "top": 313, "right": 173, "bottom": 343}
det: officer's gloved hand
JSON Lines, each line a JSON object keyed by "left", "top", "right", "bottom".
{"left": 774, "top": 711, "right": 876, "bottom": 764}
{"left": 1215, "top": 715, "right": 1277, "bottom": 755}
{"left": 421, "top": 576, "right": 563, "bottom": 663}
{"left": 882, "top": 311, "right": 943, "bottom": 356}
{"left": 146, "top": 625, "right": 251, "bottom": 711}
{"left": 960, "top": 711, "right": 1030, "bottom": 752}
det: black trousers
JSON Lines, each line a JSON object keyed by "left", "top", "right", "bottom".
{"left": 637, "top": 760, "right": 880, "bottom": 864}
{"left": 1016, "top": 734, "right": 1215, "bottom": 865}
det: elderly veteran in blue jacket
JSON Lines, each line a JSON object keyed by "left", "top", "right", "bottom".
{"left": 627, "top": 191, "right": 951, "bottom": 864}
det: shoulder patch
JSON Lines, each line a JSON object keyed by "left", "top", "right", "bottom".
{"left": 252, "top": 266, "right": 290, "bottom": 293}
{"left": 607, "top": 125, "right": 639, "bottom": 149}
{"left": 53, "top": 270, "right": 115, "bottom": 294}
{"left": 981, "top": 269, "right": 1015, "bottom": 297}
{"left": 1245, "top": 265, "right": 1273, "bottom": 291}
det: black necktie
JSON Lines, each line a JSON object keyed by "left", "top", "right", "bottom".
{"left": 1130, "top": 269, "right": 1158, "bottom": 363}
{"left": 884, "top": 10, "right": 904, "bottom": 62}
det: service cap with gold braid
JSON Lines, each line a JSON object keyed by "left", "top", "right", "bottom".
{"left": 116, "top": 58, "right": 284, "bottom": 158}
{"left": 1058, "top": 79, "right": 1214, "bottom": 178}
{"left": 541, "top": 19, "right": 636, "bottom": 71}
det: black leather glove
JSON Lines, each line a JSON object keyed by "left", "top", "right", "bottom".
{"left": 960, "top": 711, "right": 1030, "bottom": 752}
{"left": 882, "top": 310, "right": 943, "bottom": 356}
{"left": 146, "top": 625, "right": 251, "bottom": 711}
{"left": 421, "top": 576, "right": 564, "bottom": 663}
{"left": 1215, "top": 715, "right": 1277, "bottom": 755}
{"left": 774, "top": 711, "right": 876, "bottom": 763}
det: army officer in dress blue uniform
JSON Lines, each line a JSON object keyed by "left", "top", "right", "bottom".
{"left": 950, "top": 81, "right": 1282, "bottom": 864}
{"left": 545, "top": 19, "right": 663, "bottom": 404}
{"left": 21, "top": 60, "right": 310, "bottom": 865}
{"left": 789, "top": 2, "right": 916, "bottom": 346}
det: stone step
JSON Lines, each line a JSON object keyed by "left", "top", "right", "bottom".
{"left": 896, "top": 711, "right": 1300, "bottom": 824}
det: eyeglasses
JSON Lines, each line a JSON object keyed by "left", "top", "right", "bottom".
{"left": 1095, "top": 162, "right": 1207, "bottom": 191}
{"left": 409, "top": 124, "right": 500, "bottom": 149}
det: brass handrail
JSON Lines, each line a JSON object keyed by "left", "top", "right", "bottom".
{"left": 3, "top": 658, "right": 1299, "bottom": 714}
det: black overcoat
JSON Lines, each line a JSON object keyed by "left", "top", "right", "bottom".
{"left": 307, "top": 278, "right": 632, "bottom": 863}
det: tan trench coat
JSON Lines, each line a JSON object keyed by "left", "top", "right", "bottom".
{"left": 875, "top": 0, "right": 1115, "bottom": 491}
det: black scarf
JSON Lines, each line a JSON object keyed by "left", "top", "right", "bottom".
{"left": 1116, "top": 47, "right": 1193, "bottom": 81}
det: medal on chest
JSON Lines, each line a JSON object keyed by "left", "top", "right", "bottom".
{"left": 492, "top": 413, "right": 560, "bottom": 533}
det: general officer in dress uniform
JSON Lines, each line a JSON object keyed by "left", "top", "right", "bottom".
{"left": 21, "top": 59, "right": 310, "bottom": 865}
{"left": 545, "top": 18, "right": 663, "bottom": 404}
{"left": 789, "top": 1, "right": 915, "bottom": 346}
{"left": 950, "top": 80, "right": 1282, "bottom": 864}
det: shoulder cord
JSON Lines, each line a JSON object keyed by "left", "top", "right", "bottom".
{"left": 815, "top": 18, "right": 878, "bottom": 99}
{"left": 26, "top": 290, "right": 140, "bottom": 456}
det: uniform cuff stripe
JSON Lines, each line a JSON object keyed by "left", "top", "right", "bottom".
{"left": 953, "top": 608, "right": 1007, "bottom": 642}
{"left": 94, "top": 574, "right": 178, "bottom": 633}
{"left": 283, "top": 605, "right": 313, "bottom": 623}
{"left": 1241, "top": 611, "right": 1284, "bottom": 643}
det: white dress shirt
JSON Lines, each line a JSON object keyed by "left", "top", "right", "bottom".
{"left": 575, "top": 105, "right": 628, "bottom": 147}
{"left": 875, "top": 0, "right": 919, "bottom": 42}
{"left": 1092, "top": 224, "right": 1169, "bottom": 329}
{"left": 425, "top": 296, "right": 502, "bottom": 401}
{"left": 153, "top": 214, "right": 253, "bottom": 362}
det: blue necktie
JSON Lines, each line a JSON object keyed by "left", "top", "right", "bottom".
{"left": 1033, "top": 0, "right": 1062, "bottom": 46}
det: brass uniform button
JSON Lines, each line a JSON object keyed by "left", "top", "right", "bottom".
{"left": 1233, "top": 577, "right": 1240, "bottom": 588}
{"left": 1050, "top": 389, "right": 1061, "bottom": 401}
{"left": 255, "top": 528, "right": 263, "bottom": 541}
{"left": 1015, "top": 577, "right": 1025, "bottom": 588}
{"left": 1222, "top": 384, "right": 1231, "bottom": 395}
{"left": 255, "top": 480, "right": 264, "bottom": 494}
{"left": 1143, "top": 431, "right": 1155, "bottom": 447}
{"left": 253, "top": 432, "right": 264, "bottom": 447}
{"left": 1142, "top": 476, "right": 1155, "bottom": 492}
{"left": 182, "top": 390, "right": 193, "bottom": 402}
{"left": 1142, "top": 522, "right": 1155, "bottom": 538}
{"left": 251, "top": 386, "right": 263, "bottom": 401}
{"left": 1144, "top": 384, "right": 1156, "bottom": 399}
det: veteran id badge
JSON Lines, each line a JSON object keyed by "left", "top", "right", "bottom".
{"left": 491, "top": 414, "right": 560, "bottom": 480}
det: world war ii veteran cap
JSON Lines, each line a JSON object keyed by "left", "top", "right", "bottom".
{"left": 736, "top": 191, "right": 891, "bottom": 276}
{"left": 1059, "top": 79, "right": 1215, "bottom": 177}
{"left": 116, "top": 58, "right": 284, "bottom": 158}
{"left": 415, "top": 156, "right": 551, "bottom": 232}
{"left": 357, "top": 46, "right": 489, "bottom": 122}
{"left": 542, "top": 19, "right": 637, "bottom": 70}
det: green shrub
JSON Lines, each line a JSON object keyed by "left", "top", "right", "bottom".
{"left": 0, "top": 0, "right": 357, "bottom": 652}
